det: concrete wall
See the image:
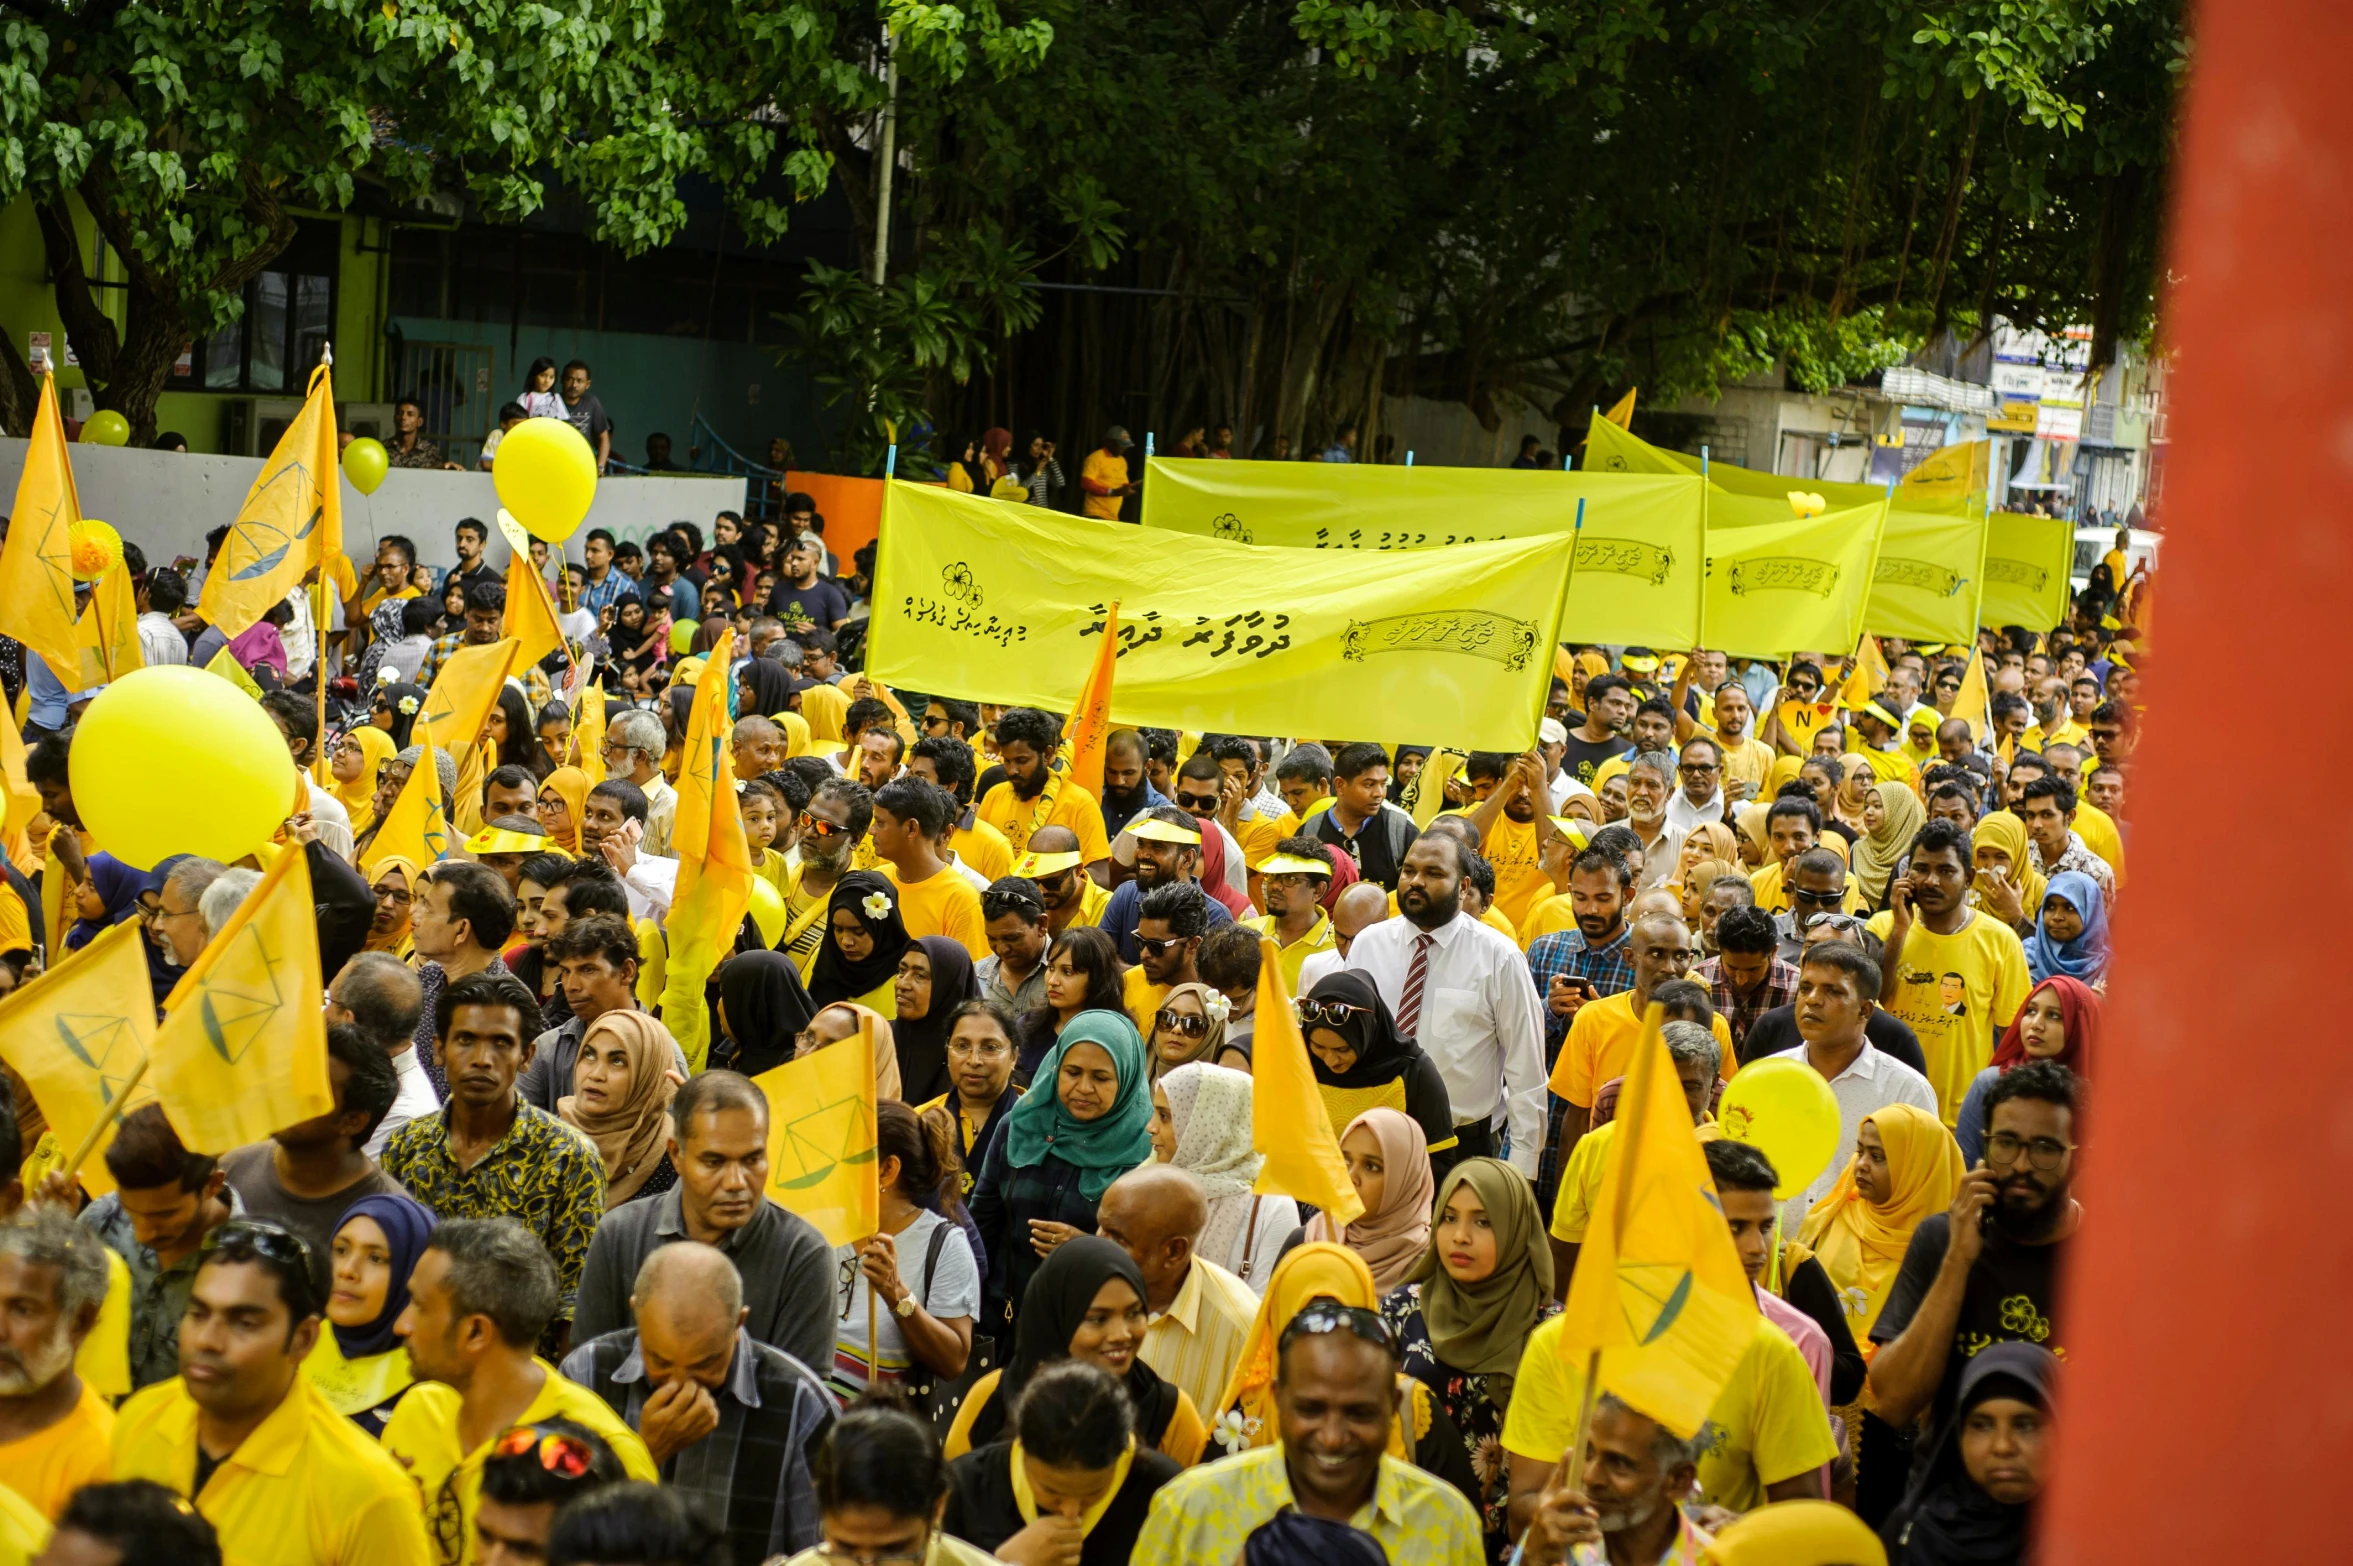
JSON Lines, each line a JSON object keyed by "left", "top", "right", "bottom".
{"left": 0, "top": 438, "right": 745, "bottom": 572}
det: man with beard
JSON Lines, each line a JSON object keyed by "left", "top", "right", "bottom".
{"left": 1868, "top": 819, "right": 2030, "bottom": 1122}
{"left": 0, "top": 1209, "right": 113, "bottom": 1518}
{"left": 1868, "top": 1062, "right": 2082, "bottom": 1452}
{"left": 974, "top": 707, "right": 1112, "bottom": 867}
{"left": 1619, "top": 750, "right": 1688, "bottom": 890}
{"left": 1242, "top": 837, "right": 1334, "bottom": 990}
{"left": 1099, "top": 808, "right": 1233, "bottom": 962}
{"left": 1514, "top": 1394, "right": 1708, "bottom": 1566}
{"left": 1095, "top": 727, "right": 1171, "bottom": 838}
{"left": 1348, "top": 835, "right": 1546, "bottom": 1173}
{"left": 775, "top": 777, "right": 869, "bottom": 974}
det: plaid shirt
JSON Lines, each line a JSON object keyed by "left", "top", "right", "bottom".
{"left": 415, "top": 636, "right": 553, "bottom": 717}
{"left": 561, "top": 1329, "right": 834, "bottom": 1564}
{"left": 968, "top": 1136, "right": 1103, "bottom": 1336}
{"left": 1691, "top": 955, "right": 1800, "bottom": 1055}
{"left": 1524, "top": 924, "right": 1635, "bottom": 1218}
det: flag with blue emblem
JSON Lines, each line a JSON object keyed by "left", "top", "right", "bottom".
{"left": 197, "top": 358, "right": 340, "bottom": 637}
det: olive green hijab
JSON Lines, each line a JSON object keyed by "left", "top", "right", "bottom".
{"left": 1404, "top": 1156, "right": 1554, "bottom": 1376}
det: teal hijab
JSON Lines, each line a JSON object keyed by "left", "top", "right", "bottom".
{"left": 998, "top": 1009, "right": 1156, "bottom": 1199}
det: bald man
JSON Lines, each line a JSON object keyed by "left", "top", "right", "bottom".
{"left": 1095, "top": 1166, "right": 1259, "bottom": 1420}
{"left": 731, "top": 715, "right": 787, "bottom": 780}
{"left": 1298, "top": 880, "right": 1390, "bottom": 991}
{"left": 562, "top": 1241, "right": 837, "bottom": 1565}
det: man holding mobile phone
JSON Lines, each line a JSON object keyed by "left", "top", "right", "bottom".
{"left": 1523, "top": 844, "right": 1638, "bottom": 1218}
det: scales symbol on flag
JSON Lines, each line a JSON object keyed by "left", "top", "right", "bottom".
{"left": 194, "top": 928, "right": 293, "bottom": 1066}
{"left": 54, "top": 1012, "right": 143, "bottom": 1101}
{"left": 771, "top": 1096, "right": 878, "bottom": 1192}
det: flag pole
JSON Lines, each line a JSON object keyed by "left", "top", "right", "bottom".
{"left": 55, "top": 1055, "right": 151, "bottom": 1191}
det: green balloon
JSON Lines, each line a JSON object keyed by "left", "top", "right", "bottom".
{"left": 343, "top": 437, "right": 389, "bottom": 495}
{"left": 80, "top": 409, "right": 130, "bottom": 446}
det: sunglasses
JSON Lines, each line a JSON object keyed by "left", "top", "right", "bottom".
{"left": 1279, "top": 1299, "right": 1398, "bottom": 1355}
{"left": 491, "top": 1425, "right": 599, "bottom": 1479}
{"left": 1174, "top": 791, "right": 1221, "bottom": 812}
{"left": 1154, "top": 1008, "right": 1210, "bottom": 1037}
{"left": 798, "top": 811, "right": 849, "bottom": 839}
{"left": 1295, "top": 997, "right": 1369, "bottom": 1029}
{"left": 1136, "top": 935, "right": 1190, "bottom": 959}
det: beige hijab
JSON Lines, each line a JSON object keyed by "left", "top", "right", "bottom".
{"left": 802, "top": 1001, "right": 903, "bottom": 1099}
{"left": 559, "top": 1011, "right": 683, "bottom": 1206}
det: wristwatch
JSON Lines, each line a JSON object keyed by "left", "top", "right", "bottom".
{"left": 894, "top": 1292, "right": 918, "bottom": 1319}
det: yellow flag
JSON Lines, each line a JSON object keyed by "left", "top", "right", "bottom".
{"left": 1065, "top": 600, "right": 1120, "bottom": 797}
{"left": 1950, "top": 647, "right": 1991, "bottom": 746}
{"left": 202, "top": 647, "right": 265, "bottom": 701}
{"left": 661, "top": 628, "right": 757, "bottom": 1070}
{"left": 751, "top": 1020, "right": 880, "bottom": 1247}
{"left": 574, "top": 680, "right": 609, "bottom": 784}
{"left": 1556, "top": 1003, "right": 1755, "bottom": 1438}
{"left": 68, "top": 562, "right": 145, "bottom": 691}
{"left": 1407, "top": 748, "right": 1468, "bottom": 829}
{"left": 1901, "top": 439, "right": 1991, "bottom": 497}
{"left": 1837, "top": 636, "right": 1890, "bottom": 711}
{"left": 360, "top": 731, "right": 452, "bottom": 880}
{"left": 198, "top": 360, "right": 341, "bottom": 637}
{"left": 419, "top": 638, "right": 519, "bottom": 835}
{"left": 1601, "top": 388, "right": 1638, "bottom": 429}
{"left": 500, "top": 515, "right": 567, "bottom": 672}
{"left": 151, "top": 844, "right": 332, "bottom": 1154}
{"left": 0, "top": 374, "right": 86, "bottom": 684}
{"left": 1249, "top": 937, "right": 1364, "bottom": 1225}
{"left": 0, "top": 691, "right": 43, "bottom": 864}
{"left": 0, "top": 920, "right": 158, "bottom": 1198}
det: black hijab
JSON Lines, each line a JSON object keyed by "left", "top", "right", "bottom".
{"left": 808, "top": 870, "right": 911, "bottom": 1007}
{"left": 376, "top": 683, "right": 426, "bottom": 749}
{"left": 718, "top": 951, "right": 819, "bottom": 1077}
{"left": 1882, "top": 1340, "right": 2056, "bottom": 1566}
{"left": 738, "top": 657, "right": 802, "bottom": 721}
{"left": 969, "top": 1236, "right": 1179, "bottom": 1451}
{"left": 1303, "top": 968, "right": 1417, "bottom": 1088}
{"left": 894, "top": 935, "right": 980, "bottom": 1105}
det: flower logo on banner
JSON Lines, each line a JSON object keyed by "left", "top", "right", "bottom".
{"left": 940, "top": 562, "right": 982, "bottom": 609}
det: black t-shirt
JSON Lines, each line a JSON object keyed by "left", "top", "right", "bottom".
{"left": 1736, "top": 1005, "right": 1928, "bottom": 1076}
{"left": 1870, "top": 1212, "right": 2072, "bottom": 1436}
{"left": 560, "top": 392, "right": 612, "bottom": 443}
{"left": 1782, "top": 1252, "right": 1867, "bottom": 1406}
{"left": 1557, "top": 727, "right": 1630, "bottom": 786}
{"left": 766, "top": 575, "right": 852, "bottom": 632}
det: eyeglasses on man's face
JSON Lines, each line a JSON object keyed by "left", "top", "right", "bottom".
{"left": 1985, "top": 1130, "right": 2074, "bottom": 1171}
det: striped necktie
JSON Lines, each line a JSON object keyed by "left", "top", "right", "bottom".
{"left": 1396, "top": 931, "right": 1435, "bottom": 1037}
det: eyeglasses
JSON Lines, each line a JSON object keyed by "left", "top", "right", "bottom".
{"left": 1985, "top": 1131, "right": 2075, "bottom": 1171}
{"left": 1788, "top": 884, "right": 1847, "bottom": 907}
{"left": 1279, "top": 1299, "right": 1398, "bottom": 1355}
{"left": 1804, "top": 912, "right": 1865, "bottom": 936}
{"left": 1678, "top": 761, "right": 1719, "bottom": 776}
{"left": 1295, "top": 997, "right": 1369, "bottom": 1029}
{"left": 798, "top": 811, "right": 849, "bottom": 839}
{"left": 1136, "top": 935, "right": 1190, "bottom": 959}
{"left": 948, "top": 1035, "right": 1011, "bottom": 1059}
{"left": 1154, "top": 1008, "right": 1209, "bottom": 1037}
{"left": 373, "top": 886, "right": 413, "bottom": 906}
{"left": 491, "top": 1425, "right": 599, "bottom": 1479}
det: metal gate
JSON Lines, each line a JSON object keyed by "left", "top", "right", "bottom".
{"left": 396, "top": 341, "right": 498, "bottom": 467}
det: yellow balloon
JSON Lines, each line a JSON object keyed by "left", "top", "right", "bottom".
{"left": 1717, "top": 1057, "right": 1843, "bottom": 1199}
{"left": 492, "top": 417, "right": 599, "bottom": 543}
{"left": 746, "top": 875, "right": 787, "bottom": 949}
{"left": 343, "top": 436, "right": 389, "bottom": 495}
{"left": 81, "top": 410, "right": 131, "bottom": 446}
{"left": 670, "top": 618, "right": 700, "bottom": 656}
{"left": 67, "top": 666, "right": 300, "bottom": 871}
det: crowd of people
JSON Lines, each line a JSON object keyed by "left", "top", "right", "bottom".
{"left": 0, "top": 490, "right": 2144, "bottom": 1566}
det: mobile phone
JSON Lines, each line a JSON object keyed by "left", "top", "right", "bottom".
{"left": 1551, "top": 974, "right": 1597, "bottom": 998}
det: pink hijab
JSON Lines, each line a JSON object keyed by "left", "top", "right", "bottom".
{"left": 1196, "top": 821, "right": 1254, "bottom": 918}
{"left": 1304, "top": 1106, "right": 1434, "bottom": 1293}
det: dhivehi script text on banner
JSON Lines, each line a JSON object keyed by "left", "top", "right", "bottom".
{"left": 871, "top": 480, "right": 1572, "bottom": 751}
{"left": 1139, "top": 457, "right": 1706, "bottom": 648}
{"left": 1980, "top": 512, "right": 2077, "bottom": 631}
{"left": 1861, "top": 505, "right": 1988, "bottom": 644}
{"left": 1703, "top": 501, "right": 1888, "bottom": 659}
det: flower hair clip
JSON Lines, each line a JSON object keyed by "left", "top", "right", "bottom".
{"left": 396, "top": 695, "right": 421, "bottom": 716}
{"left": 1199, "top": 990, "right": 1232, "bottom": 1024}
{"left": 861, "top": 891, "right": 892, "bottom": 922}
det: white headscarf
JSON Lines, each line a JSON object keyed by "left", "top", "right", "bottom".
{"left": 1161, "top": 1062, "right": 1262, "bottom": 1268}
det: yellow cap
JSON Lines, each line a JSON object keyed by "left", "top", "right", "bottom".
{"left": 1252, "top": 852, "right": 1332, "bottom": 878}
{"left": 1011, "top": 850, "right": 1083, "bottom": 878}
{"left": 466, "top": 826, "right": 552, "bottom": 855}
{"left": 1128, "top": 816, "right": 1204, "bottom": 845}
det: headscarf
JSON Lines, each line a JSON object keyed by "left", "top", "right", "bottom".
{"left": 973, "top": 1235, "right": 1179, "bottom": 1450}
{"left": 1159, "top": 1062, "right": 1260, "bottom": 1266}
{"left": 537, "top": 766, "right": 593, "bottom": 853}
{"left": 1797, "top": 1103, "right": 1964, "bottom": 1338}
{"left": 329, "top": 1193, "right": 438, "bottom": 1359}
{"left": 1832, "top": 755, "right": 1875, "bottom": 833}
{"left": 1304, "top": 1106, "right": 1434, "bottom": 1293}
{"left": 396, "top": 744, "right": 459, "bottom": 814}
{"left": 1970, "top": 810, "right": 2047, "bottom": 918}
{"left": 376, "top": 683, "right": 427, "bottom": 749}
{"left": 808, "top": 870, "right": 910, "bottom": 1007}
{"left": 1146, "top": 982, "right": 1229, "bottom": 1080}
{"left": 777, "top": 709, "right": 812, "bottom": 759}
{"left": 1676, "top": 821, "right": 1739, "bottom": 881}
{"left": 332, "top": 726, "right": 398, "bottom": 822}
{"left": 1708, "top": 1500, "right": 1890, "bottom": 1566}
{"left": 1300, "top": 970, "right": 1414, "bottom": 1085}
{"left": 1406, "top": 1157, "right": 1553, "bottom": 1376}
{"left": 810, "top": 1002, "right": 903, "bottom": 1100}
{"left": 1882, "top": 1342, "right": 2056, "bottom": 1566}
{"left": 1991, "top": 978, "right": 2099, "bottom": 1082}
{"left": 738, "top": 658, "right": 802, "bottom": 722}
{"left": 894, "top": 935, "right": 980, "bottom": 1103}
{"left": 2023, "top": 870, "right": 2109, "bottom": 986}
{"left": 1314, "top": 840, "right": 1360, "bottom": 912}
{"left": 1850, "top": 782, "right": 1926, "bottom": 909}
{"left": 1194, "top": 827, "right": 1253, "bottom": 918}
{"left": 998, "top": 1009, "right": 1155, "bottom": 1200}
{"left": 1734, "top": 801, "right": 1773, "bottom": 866}
{"left": 717, "top": 951, "right": 818, "bottom": 1076}
{"left": 558, "top": 1011, "right": 684, "bottom": 1206}
{"left": 364, "top": 856, "right": 419, "bottom": 954}
{"left": 981, "top": 428, "right": 1015, "bottom": 470}
{"left": 65, "top": 853, "right": 147, "bottom": 950}
{"left": 1212, "top": 1242, "right": 1411, "bottom": 1460}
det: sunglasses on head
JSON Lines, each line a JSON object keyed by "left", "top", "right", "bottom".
{"left": 1154, "top": 1008, "right": 1209, "bottom": 1037}
{"left": 1295, "top": 996, "right": 1368, "bottom": 1029}
{"left": 1280, "top": 1299, "right": 1398, "bottom": 1355}
{"left": 491, "top": 1425, "right": 599, "bottom": 1480}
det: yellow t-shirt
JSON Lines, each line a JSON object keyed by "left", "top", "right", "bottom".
{"left": 380, "top": 1363, "right": 658, "bottom": 1566}
{"left": 2073, "top": 801, "right": 2126, "bottom": 888}
{"left": 1547, "top": 991, "right": 1733, "bottom": 1110}
{"left": 977, "top": 776, "right": 1112, "bottom": 862}
{"left": 113, "top": 1376, "right": 431, "bottom": 1566}
{"left": 954, "top": 815, "right": 1016, "bottom": 884}
{"left": 1865, "top": 908, "right": 2032, "bottom": 1124}
{"left": 1517, "top": 892, "right": 1580, "bottom": 949}
{"left": 1080, "top": 448, "right": 1129, "bottom": 520}
{"left": 1050, "top": 875, "right": 1113, "bottom": 937}
{"left": 883, "top": 862, "right": 990, "bottom": 958}
{"left": 1242, "top": 912, "right": 1335, "bottom": 992}
{"left": 1471, "top": 814, "right": 1557, "bottom": 930}
{"left": 1550, "top": 1115, "right": 1722, "bottom": 1244}
{"left": 0, "top": 1379, "right": 112, "bottom": 1518}
{"left": 1847, "top": 744, "right": 1918, "bottom": 790}
{"left": 1713, "top": 734, "right": 1777, "bottom": 800}
{"left": 1501, "top": 1312, "right": 1837, "bottom": 1514}
{"left": 1124, "top": 965, "right": 1169, "bottom": 1038}
{"left": 301, "top": 1332, "right": 415, "bottom": 1422}
{"left": 78, "top": 1249, "right": 132, "bottom": 1400}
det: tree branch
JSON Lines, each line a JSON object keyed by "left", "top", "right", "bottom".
{"left": 32, "top": 197, "right": 121, "bottom": 387}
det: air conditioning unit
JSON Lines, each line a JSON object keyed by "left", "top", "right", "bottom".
{"left": 221, "top": 397, "right": 308, "bottom": 457}
{"left": 339, "top": 402, "right": 398, "bottom": 443}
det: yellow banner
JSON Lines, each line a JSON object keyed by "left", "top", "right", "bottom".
{"left": 1704, "top": 500, "right": 1886, "bottom": 659}
{"left": 1981, "top": 512, "right": 2076, "bottom": 631}
{"left": 875, "top": 480, "right": 1573, "bottom": 751}
{"left": 1865, "top": 505, "right": 1988, "bottom": 645}
{"left": 752, "top": 1023, "right": 880, "bottom": 1248}
{"left": 0, "top": 374, "right": 86, "bottom": 686}
{"left": 199, "top": 360, "right": 341, "bottom": 638}
{"left": 0, "top": 920, "right": 156, "bottom": 1197}
{"left": 153, "top": 844, "right": 333, "bottom": 1154}
{"left": 361, "top": 731, "right": 451, "bottom": 880}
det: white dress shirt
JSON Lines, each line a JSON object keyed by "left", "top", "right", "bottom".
{"left": 1767, "top": 1039, "right": 1941, "bottom": 1233}
{"left": 366, "top": 1045, "right": 442, "bottom": 1157}
{"left": 136, "top": 611, "right": 188, "bottom": 668}
{"left": 1346, "top": 911, "right": 1547, "bottom": 1177}
{"left": 1297, "top": 948, "right": 1346, "bottom": 994}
